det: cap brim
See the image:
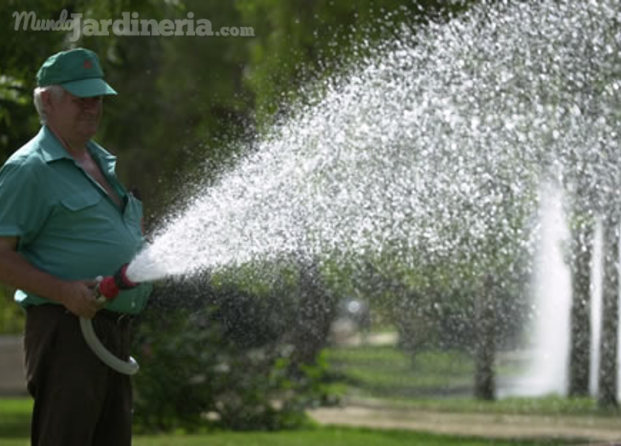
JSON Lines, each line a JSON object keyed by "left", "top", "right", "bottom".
{"left": 61, "top": 78, "right": 117, "bottom": 97}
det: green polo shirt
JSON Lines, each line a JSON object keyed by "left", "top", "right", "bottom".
{"left": 0, "top": 126, "right": 151, "bottom": 314}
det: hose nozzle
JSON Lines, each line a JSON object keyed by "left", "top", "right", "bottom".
{"left": 85, "top": 263, "right": 141, "bottom": 375}
{"left": 95, "top": 263, "right": 138, "bottom": 301}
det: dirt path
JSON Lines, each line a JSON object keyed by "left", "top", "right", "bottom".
{"left": 308, "top": 402, "right": 621, "bottom": 443}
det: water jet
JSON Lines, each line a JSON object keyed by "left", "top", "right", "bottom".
{"left": 120, "top": 0, "right": 621, "bottom": 394}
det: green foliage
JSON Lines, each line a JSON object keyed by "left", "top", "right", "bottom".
{"left": 132, "top": 271, "right": 337, "bottom": 433}
{"left": 235, "top": 0, "right": 477, "bottom": 128}
{"left": 133, "top": 308, "right": 310, "bottom": 433}
{"left": 0, "top": 286, "right": 24, "bottom": 334}
{"left": 1, "top": 1, "right": 71, "bottom": 154}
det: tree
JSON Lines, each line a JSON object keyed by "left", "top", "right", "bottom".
{"left": 598, "top": 214, "right": 619, "bottom": 408}
{"left": 288, "top": 259, "right": 336, "bottom": 370}
{"left": 568, "top": 212, "right": 593, "bottom": 397}
{"left": 473, "top": 274, "right": 496, "bottom": 400}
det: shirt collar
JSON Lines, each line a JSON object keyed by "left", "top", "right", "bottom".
{"left": 88, "top": 139, "right": 118, "bottom": 177}
{"left": 37, "top": 125, "right": 118, "bottom": 175}
{"left": 37, "top": 126, "right": 72, "bottom": 163}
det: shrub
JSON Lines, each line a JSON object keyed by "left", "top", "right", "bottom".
{"left": 131, "top": 271, "right": 337, "bottom": 433}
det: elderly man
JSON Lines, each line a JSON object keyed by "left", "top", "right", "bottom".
{"left": 0, "top": 48, "right": 151, "bottom": 445}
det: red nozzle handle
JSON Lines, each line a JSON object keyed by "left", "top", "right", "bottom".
{"left": 96, "top": 264, "right": 138, "bottom": 301}
{"left": 98, "top": 276, "right": 120, "bottom": 300}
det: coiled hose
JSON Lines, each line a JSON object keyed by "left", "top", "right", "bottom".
{"left": 79, "top": 317, "right": 139, "bottom": 375}
{"left": 79, "top": 266, "right": 140, "bottom": 375}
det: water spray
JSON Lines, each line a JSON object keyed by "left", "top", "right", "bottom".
{"left": 79, "top": 263, "right": 140, "bottom": 375}
{"left": 108, "top": 0, "right": 621, "bottom": 396}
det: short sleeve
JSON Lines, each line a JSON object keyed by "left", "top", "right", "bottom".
{"left": 0, "top": 160, "right": 51, "bottom": 246}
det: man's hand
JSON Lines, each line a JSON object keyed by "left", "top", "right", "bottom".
{"left": 58, "top": 280, "right": 100, "bottom": 319}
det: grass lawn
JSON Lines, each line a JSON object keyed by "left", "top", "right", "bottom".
{"left": 325, "top": 344, "right": 620, "bottom": 417}
{"left": 0, "top": 397, "right": 31, "bottom": 438}
{"left": 0, "top": 397, "right": 574, "bottom": 445}
{"left": 0, "top": 341, "right": 614, "bottom": 445}
{"left": 131, "top": 429, "right": 574, "bottom": 445}
{"left": 326, "top": 345, "right": 474, "bottom": 398}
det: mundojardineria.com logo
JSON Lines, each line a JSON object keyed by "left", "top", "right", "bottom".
{"left": 12, "top": 9, "right": 255, "bottom": 42}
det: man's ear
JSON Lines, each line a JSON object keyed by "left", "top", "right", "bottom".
{"left": 40, "top": 89, "right": 53, "bottom": 114}
{"left": 41, "top": 90, "right": 52, "bottom": 110}
{"left": 41, "top": 88, "right": 64, "bottom": 113}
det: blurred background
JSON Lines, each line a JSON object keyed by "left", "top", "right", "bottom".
{"left": 1, "top": 1, "right": 620, "bottom": 443}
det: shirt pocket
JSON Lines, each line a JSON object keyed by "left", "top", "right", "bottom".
{"left": 123, "top": 194, "right": 144, "bottom": 239}
{"left": 60, "top": 190, "right": 102, "bottom": 212}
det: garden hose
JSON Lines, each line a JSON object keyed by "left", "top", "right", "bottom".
{"left": 79, "top": 264, "right": 140, "bottom": 375}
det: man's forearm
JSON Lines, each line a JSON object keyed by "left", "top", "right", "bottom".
{"left": 0, "top": 247, "right": 68, "bottom": 305}
{"left": 0, "top": 241, "right": 100, "bottom": 318}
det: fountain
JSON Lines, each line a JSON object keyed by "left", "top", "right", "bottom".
{"left": 506, "top": 183, "right": 571, "bottom": 397}
{"left": 118, "top": 0, "right": 620, "bottom": 395}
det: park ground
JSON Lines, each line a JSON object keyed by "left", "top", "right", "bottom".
{"left": 312, "top": 326, "right": 621, "bottom": 444}
{"left": 309, "top": 400, "right": 621, "bottom": 444}
{"left": 1, "top": 328, "right": 621, "bottom": 444}
{"left": 1, "top": 395, "right": 620, "bottom": 445}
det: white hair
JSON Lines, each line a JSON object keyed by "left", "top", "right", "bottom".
{"left": 33, "top": 85, "right": 65, "bottom": 124}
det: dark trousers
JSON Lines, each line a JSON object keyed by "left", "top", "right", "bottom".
{"left": 24, "top": 305, "right": 133, "bottom": 446}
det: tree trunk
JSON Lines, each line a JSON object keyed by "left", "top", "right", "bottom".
{"left": 474, "top": 274, "right": 496, "bottom": 400}
{"left": 568, "top": 218, "right": 592, "bottom": 396}
{"left": 290, "top": 260, "right": 336, "bottom": 369}
{"left": 598, "top": 216, "right": 619, "bottom": 408}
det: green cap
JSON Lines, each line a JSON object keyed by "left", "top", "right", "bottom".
{"left": 36, "top": 48, "right": 117, "bottom": 97}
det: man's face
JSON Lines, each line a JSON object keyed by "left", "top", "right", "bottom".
{"left": 44, "top": 89, "right": 103, "bottom": 142}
